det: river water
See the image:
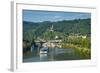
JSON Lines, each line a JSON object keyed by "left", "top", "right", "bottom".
{"left": 23, "top": 48, "right": 82, "bottom": 62}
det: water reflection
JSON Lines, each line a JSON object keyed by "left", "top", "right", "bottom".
{"left": 40, "top": 54, "right": 48, "bottom": 61}
{"left": 23, "top": 47, "right": 81, "bottom": 62}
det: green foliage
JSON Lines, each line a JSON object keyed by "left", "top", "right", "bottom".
{"left": 23, "top": 29, "right": 35, "bottom": 43}
{"left": 63, "top": 36, "right": 91, "bottom": 48}
{"left": 81, "top": 38, "right": 91, "bottom": 48}
{"left": 23, "top": 18, "right": 91, "bottom": 46}
{"left": 43, "top": 31, "right": 64, "bottom": 40}
{"left": 23, "top": 19, "right": 90, "bottom": 38}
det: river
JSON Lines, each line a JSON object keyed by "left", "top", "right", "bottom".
{"left": 23, "top": 47, "right": 83, "bottom": 63}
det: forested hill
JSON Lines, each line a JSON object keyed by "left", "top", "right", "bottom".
{"left": 23, "top": 18, "right": 91, "bottom": 40}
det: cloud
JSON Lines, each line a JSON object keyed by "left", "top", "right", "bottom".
{"left": 54, "top": 16, "right": 61, "bottom": 18}
{"left": 74, "top": 13, "right": 91, "bottom": 18}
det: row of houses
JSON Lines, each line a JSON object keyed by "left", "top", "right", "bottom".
{"left": 42, "top": 40, "right": 62, "bottom": 48}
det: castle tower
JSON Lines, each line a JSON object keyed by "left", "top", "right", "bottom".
{"left": 50, "top": 25, "right": 54, "bottom": 32}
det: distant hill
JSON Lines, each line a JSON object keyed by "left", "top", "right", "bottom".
{"left": 23, "top": 18, "right": 91, "bottom": 40}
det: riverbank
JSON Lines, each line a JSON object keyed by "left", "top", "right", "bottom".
{"left": 62, "top": 43, "right": 91, "bottom": 59}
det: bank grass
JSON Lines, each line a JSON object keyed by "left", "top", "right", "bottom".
{"left": 62, "top": 43, "right": 91, "bottom": 59}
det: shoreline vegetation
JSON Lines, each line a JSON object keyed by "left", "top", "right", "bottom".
{"left": 62, "top": 43, "right": 91, "bottom": 59}
{"left": 61, "top": 36, "right": 91, "bottom": 59}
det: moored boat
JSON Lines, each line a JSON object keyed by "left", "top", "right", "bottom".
{"left": 40, "top": 47, "right": 48, "bottom": 54}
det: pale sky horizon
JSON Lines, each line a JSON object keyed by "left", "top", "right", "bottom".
{"left": 23, "top": 10, "right": 91, "bottom": 22}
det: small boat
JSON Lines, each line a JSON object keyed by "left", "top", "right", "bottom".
{"left": 40, "top": 47, "right": 48, "bottom": 54}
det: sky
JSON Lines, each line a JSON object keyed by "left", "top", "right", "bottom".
{"left": 23, "top": 10, "right": 91, "bottom": 22}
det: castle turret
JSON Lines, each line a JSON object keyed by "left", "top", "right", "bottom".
{"left": 50, "top": 25, "right": 54, "bottom": 32}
